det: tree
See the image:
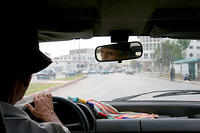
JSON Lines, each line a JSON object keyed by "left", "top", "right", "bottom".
{"left": 177, "top": 39, "right": 191, "bottom": 59}
{"left": 130, "top": 60, "right": 137, "bottom": 69}
{"left": 154, "top": 40, "right": 182, "bottom": 68}
{"left": 177, "top": 39, "right": 191, "bottom": 50}
{"left": 130, "top": 60, "right": 141, "bottom": 69}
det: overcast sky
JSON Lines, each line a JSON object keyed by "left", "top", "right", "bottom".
{"left": 39, "top": 36, "right": 138, "bottom": 57}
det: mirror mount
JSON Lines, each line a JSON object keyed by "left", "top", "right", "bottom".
{"left": 118, "top": 60, "right": 122, "bottom": 63}
{"left": 110, "top": 30, "right": 132, "bottom": 43}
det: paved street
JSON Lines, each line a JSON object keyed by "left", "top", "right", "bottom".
{"left": 52, "top": 73, "right": 200, "bottom": 101}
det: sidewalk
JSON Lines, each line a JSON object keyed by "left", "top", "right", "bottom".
{"left": 17, "top": 76, "right": 87, "bottom": 105}
{"left": 140, "top": 72, "right": 200, "bottom": 85}
{"left": 160, "top": 76, "right": 200, "bottom": 85}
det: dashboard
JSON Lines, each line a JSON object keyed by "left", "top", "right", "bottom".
{"left": 23, "top": 100, "right": 200, "bottom": 133}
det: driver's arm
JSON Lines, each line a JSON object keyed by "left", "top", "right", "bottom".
{"left": 25, "top": 93, "right": 63, "bottom": 125}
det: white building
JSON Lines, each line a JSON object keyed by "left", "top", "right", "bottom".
{"left": 52, "top": 49, "right": 97, "bottom": 72}
{"left": 137, "top": 36, "right": 162, "bottom": 71}
{"left": 51, "top": 48, "right": 113, "bottom": 73}
{"left": 185, "top": 40, "right": 200, "bottom": 59}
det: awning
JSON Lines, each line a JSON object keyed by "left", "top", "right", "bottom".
{"left": 174, "top": 58, "right": 200, "bottom": 64}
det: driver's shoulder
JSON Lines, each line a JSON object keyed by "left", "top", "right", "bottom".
{"left": 0, "top": 101, "right": 29, "bottom": 119}
{"left": 1, "top": 102, "right": 69, "bottom": 133}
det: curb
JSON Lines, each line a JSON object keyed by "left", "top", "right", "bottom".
{"left": 160, "top": 77, "right": 200, "bottom": 85}
{"left": 140, "top": 73, "right": 200, "bottom": 85}
{"left": 17, "top": 76, "right": 87, "bottom": 105}
{"left": 152, "top": 76, "right": 200, "bottom": 85}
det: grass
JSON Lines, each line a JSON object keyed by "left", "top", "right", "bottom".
{"left": 54, "top": 74, "right": 84, "bottom": 81}
{"left": 25, "top": 74, "right": 85, "bottom": 96}
{"left": 25, "top": 83, "right": 62, "bottom": 96}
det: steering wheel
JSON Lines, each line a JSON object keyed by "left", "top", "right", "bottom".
{"left": 23, "top": 96, "right": 90, "bottom": 133}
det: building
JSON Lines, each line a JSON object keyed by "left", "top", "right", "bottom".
{"left": 137, "top": 36, "right": 162, "bottom": 72}
{"left": 186, "top": 40, "right": 200, "bottom": 59}
{"left": 51, "top": 48, "right": 114, "bottom": 73}
{"left": 52, "top": 49, "right": 97, "bottom": 72}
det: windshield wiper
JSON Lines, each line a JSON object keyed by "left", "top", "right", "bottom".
{"left": 153, "top": 90, "right": 200, "bottom": 98}
{"left": 112, "top": 90, "right": 200, "bottom": 101}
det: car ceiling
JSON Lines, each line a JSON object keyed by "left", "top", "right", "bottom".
{"left": 37, "top": 0, "right": 200, "bottom": 42}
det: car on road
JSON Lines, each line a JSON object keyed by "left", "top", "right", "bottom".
{"left": 116, "top": 68, "right": 123, "bottom": 73}
{"left": 109, "top": 69, "right": 114, "bottom": 73}
{"left": 100, "top": 69, "right": 109, "bottom": 75}
{"left": 3, "top": 1, "right": 200, "bottom": 133}
{"left": 36, "top": 69, "right": 56, "bottom": 79}
{"left": 125, "top": 69, "right": 135, "bottom": 75}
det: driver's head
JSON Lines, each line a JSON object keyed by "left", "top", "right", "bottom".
{"left": 100, "top": 45, "right": 130, "bottom": 60}
{"left": 101, "top": 47, "right": 121, "bottom": 60}
{"left": 1, "top": 24, "right": 52, "bottom": 104}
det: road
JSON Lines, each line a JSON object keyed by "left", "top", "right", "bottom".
{"left": 52, "top": 73, "right": 200, "bottom": 101}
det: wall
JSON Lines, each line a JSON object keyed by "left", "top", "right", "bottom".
{"left": 174, "top": 63, "right": 188, "bottom": 75}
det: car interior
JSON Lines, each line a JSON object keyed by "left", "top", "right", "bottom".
{"left": 2, "top": 0, "right": 200, "bottom": 133}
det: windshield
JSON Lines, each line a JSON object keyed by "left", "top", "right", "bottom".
{"left": 20, "top": 36, "right": 200, "bottom": 103}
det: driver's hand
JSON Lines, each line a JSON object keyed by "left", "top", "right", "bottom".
{"left": 25, "top": 93, "right": 63, "bottom": 125}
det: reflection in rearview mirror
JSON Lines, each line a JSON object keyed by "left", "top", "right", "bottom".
{"left": 95, "top": 41, "right": 143, "bottom": 62}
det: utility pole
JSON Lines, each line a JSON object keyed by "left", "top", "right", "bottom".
{"left": 74, "top": 38, "right": 81, "bottom": 73}
{"left": 78, "top": 39, "right": 81, "bottom": 73}
{"left": 159, "top": 38, "right": 163, "bottom": 76}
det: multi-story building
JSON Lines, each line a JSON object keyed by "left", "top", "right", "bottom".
{"left": 137, "top": 36, "right": 162, "bottom": 72}
{"left": 186, "top": 40, "right": 200, "bottom": 59}
{"left": 52, "top": 49, "right": 96, "bottom": 72}
{"left": 52, "top": 48, "right": 113, "bottom": 73}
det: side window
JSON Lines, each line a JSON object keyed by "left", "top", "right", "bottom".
{"left": 154, "top": 44, "right": 157, "bottom": 49}
{"left": 144, "top": 53, "right": 148, "bottom": 58}
{"left": 189, "top": 46, "right": 193, "bottom": 49}
{"left": 146, "top": 45, "right": 149, "bottom": 50}
{"left": 150, "top": 53, "right": 153, "bottom": 58}
{"left": 150, "top": 44, "right": 152, "bottom": 50}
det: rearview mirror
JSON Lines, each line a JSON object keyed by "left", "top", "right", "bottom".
{"left": 95, "top": 41, "right": 143, "bottom": 62}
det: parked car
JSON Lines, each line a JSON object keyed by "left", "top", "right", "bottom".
{"left": 99, "top": 70, "right": 109, "bottom": 75}
{"left": 125, "top": 69, "right": 135, "bottom": 75}
{"left": 109, "top": 69, "right": 114, "bottom": 73}
{"left": 81, "top": 70, "right": 88, "bottom": 75}
{"left": 36, "top": 69, "right": 56, "bottom": 79}
{"left": 116, "top": 68, "right": 123, "bottom": 73}
{"left": 63, "top": 71, "right": 77, "bottom": 77}
{"left": 88, "top": 70, "right": 97, "bottom": 74}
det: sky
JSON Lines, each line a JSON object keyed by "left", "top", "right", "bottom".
{"left": 39, "top": 36, "right": 138, "bottom": 57}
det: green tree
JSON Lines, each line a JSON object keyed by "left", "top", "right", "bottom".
{"left": 177, "top": 39, "right": 191, "bottom": 50}
{"left": 154, "top": 40, "right": 182, "bottom": 68}
{"left": 177, "top": 39, "right": 190, "bottom": 59}
{"left": 130, "top": 60, "right": 141, "bottom": 69}
{"left": 130, "top": 60, "right": 137, "bottom": 69}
